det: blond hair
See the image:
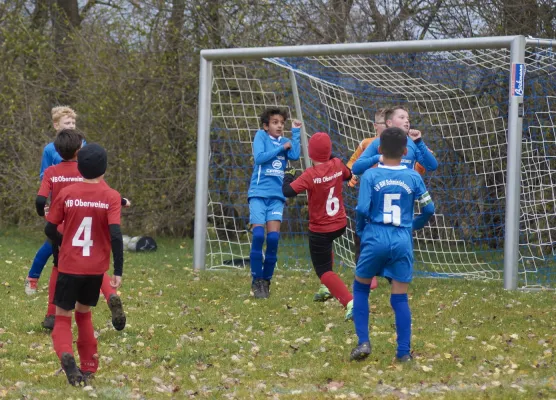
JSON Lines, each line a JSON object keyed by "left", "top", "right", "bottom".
{"left": 374, "top": 108, "right": 387, "bottom": 123}
{"left": 51, "top": 106, "right": 77, "bottom": 124}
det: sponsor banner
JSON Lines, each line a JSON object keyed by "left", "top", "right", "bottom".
{"left": 511, "top": 63, "right": 525, "bottom": 97}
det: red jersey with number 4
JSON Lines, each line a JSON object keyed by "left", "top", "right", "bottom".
{"left": 290, "top": 158, "right": 350, "bottom": 233}
{"left": 47, "top": 181, "right": 122, "bottom": 275}
{"left": 38, "top": 161, "right": 83, "bottom": 200}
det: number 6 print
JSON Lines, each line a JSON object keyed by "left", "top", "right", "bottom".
{"left": 326, "top": 187, "right": 340, "bottom": 217}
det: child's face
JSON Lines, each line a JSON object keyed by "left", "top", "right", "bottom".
{"left": 53, "top": 115, "right": 76, "bottom": 131}
{"left": 387, "top": 110, "right": 410, "bottom": 133}
{"left": 263, "top": 114, "right": 285, "bottom": 138}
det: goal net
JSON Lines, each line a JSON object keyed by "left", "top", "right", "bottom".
{"left": 201, "top": 42, "right": 556, "bottom": 289}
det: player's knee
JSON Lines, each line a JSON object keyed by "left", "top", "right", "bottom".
{"left": 314, "top": 262, "right": 333, "bottom": 278}
{"left": 252, "top": 226, "right": 265, "bottom": 247}
{"left": 266, "top": 231, "right": 280, "bottom": 251}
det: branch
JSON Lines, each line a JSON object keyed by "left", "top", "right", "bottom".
{"left": 418, "top": 0, "right": 444, "bottom": 40}
{"left": 80, "top": 0, "right": 122, "bottom": 22}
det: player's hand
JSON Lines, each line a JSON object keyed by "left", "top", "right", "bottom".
{"left": 408, "top": 129, "right": 422, "bottom": 141}
{"left": 348, "top": 175, "right": 358, "bottom": 187}
{"left": 123, "top": 198, "right": 131, "bottom": 208}
{"left": 292, "top": 119, "right": 302, "bottom": 128}
{"left": 283, "top": 141, "right": 292, "bottom": 150}
{"left": 44, "top": 206, "right": 49, "bottom": 218}
{"left": 110, "top": 275, "right": 122, "bottom": 288}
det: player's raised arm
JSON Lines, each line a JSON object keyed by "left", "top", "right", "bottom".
{"left": 410, "top": 130, "right": 438, "bottom": 172}
{"left": 412, "top": 174, "right": 435, "bottom": 230}
{"left": 253, "top": 130, "right": 286, "bottom": 165}
{"left": 351, "top": 141, "right": 382, "bottom": 175}
{"left": 285, "top": 119, "right": 302, "bottom": 161}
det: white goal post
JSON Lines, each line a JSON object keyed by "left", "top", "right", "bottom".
{"left": 194, "top": 35, "right": 556, "bottom": 291}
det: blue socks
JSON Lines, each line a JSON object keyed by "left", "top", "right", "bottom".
{"left": 353, "top": 280, "right": 371, "bottom": 345}
{"left": 250, "top": 227, "right": 265, "bottom": 282}
{"left": 28, "top": 241, "right": 53, "bottom": 279}
{"left": 391, "top": 293, "right": 411, "bottom": 358}
{"left": 262, "top": 232, "right": 280, "bottom": 281}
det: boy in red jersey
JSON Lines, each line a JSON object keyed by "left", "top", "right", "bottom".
{"left": 283, "top": 132, "right": 354, "bottom": 320}
{"left": 37, "top": 130, "right": 126, "bottom": 332}
{"left": 45, "top": 143, "right": 124, "bottom": 386}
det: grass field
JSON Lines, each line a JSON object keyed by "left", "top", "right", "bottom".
{"left": 0, "top": 228, "right": 555, "bottom": 399}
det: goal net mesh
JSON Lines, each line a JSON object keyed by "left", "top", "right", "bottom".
{"left": 205, "top": 46, "right": 556, "bottom": 289}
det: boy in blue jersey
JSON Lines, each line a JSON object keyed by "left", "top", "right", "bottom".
{"left": 25, "top": 106, "right": 78, "bottom": 296}
{"left": 350, "top": 127, "right": 435, "bottom": 362}
{"left": 351, "top": 106, "right": 438, "bottom": 176}
{"left": 248, "top": 108, "right": 301, "bottom": 298}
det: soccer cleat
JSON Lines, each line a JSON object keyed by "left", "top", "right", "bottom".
{"left": 42, "top": 315, "right": 55, "bottom": 330}
{"left": 396, "top": 354, "right": 413, "bottom": 363}
{"left": 108, "top": 294, "right": 126, "bottom": 331}
{"left": 60, "top": 352, "right": 84, "bottom": 386}
{"left": 344, "top": 299, "right": 354, "bottom": 321}
{"left": 251, "top": 279, "right": 267, "bottom": 299}
{"left": 262, "top": 279, "right": 271, "bottom": 298}
{"left": 24, "top": 277, "right": 39, "bottom": 295}
{"left": 80, "top": 369, "right": 95, "bottom": 386}
{"left": 350, "top": 341, "right": 372, "bottom": 361}
{"left": 313, "top": 284, "right": 332, "bottom": 302}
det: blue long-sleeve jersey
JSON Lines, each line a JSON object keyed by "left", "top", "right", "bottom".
{"left": 355, "top": 164, "right": 435, "bottom": 237}
{"left": 40, "top": 139, "right": 87, "bottom": 180}
{"left": 352, "top": 137, "right": 438, "bottom": 176}
{"left": 248, "top": 128, "right": 301, "bottom": 201}
{"left": 40, "top": 142, "right": 62, "bottom": 180}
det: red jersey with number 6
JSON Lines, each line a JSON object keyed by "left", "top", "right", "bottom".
{"left": 290, "top": 158, "right": 351, "bottom": 233}
{"left": 47, "top": 181, "right": 122, "bottom": 275}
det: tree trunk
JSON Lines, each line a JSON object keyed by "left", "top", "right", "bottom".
{"left": 327, "top": 0, "right": 354, "bottom": 43}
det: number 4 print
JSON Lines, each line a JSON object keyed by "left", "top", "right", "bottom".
{"left": 72, "top": 217, "right": 93, "bottom": 256}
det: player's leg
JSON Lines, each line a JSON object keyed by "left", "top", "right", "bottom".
{"left": 309, "top": 228, "right": 353, "bottom": 317}
{"left": 386, "top": 235, "right": 414, "bottom": 362}
{"left": 350, "top": 275, "right": 373, "bottom": 361}
{"left": 52, "top": 273, "right": 83, "bottom": 386}
{"left": 25, "top": 240, "right": 53, "bottom": 295}
{"left": 390, "top": 280, "right": 411, "bottom": 362}
{"left": 248, "top": 198, "right": 266, "bottom": 298}
{"left": 75, "top": 274, "right": 103, "bottom": 383}
{"left": 354, "top": 234, "right": 378, "bottom": 290}
{"left": 350, "top": 227, "right": 387, "bottom": 361}
{"left": 43, "top": 265, "right": 59, "bottom": 330}
{"left": 100, "top": 273, "right": 126, "bottom": 331}
{"left": 261, "top": 199, "right": 284, "bottom": 297}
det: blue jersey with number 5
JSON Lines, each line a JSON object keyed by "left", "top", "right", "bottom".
{"left": 356, "top": 165, "right": 433, "bottom": 236}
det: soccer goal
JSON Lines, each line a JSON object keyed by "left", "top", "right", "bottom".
{"left": 194, "top": 36, "right": 556, "bottom": 290}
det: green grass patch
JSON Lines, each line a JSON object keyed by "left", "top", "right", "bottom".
{"left": 0, "top": 228, "right": 554, "bottom": 399}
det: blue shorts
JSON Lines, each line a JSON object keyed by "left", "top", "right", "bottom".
{"left": 249, "top": 197, "right": 285, "bottom": 225}
{"left": 355, "top": 224, "right": 413, "bottom": 283}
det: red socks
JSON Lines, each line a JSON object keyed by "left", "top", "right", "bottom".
{"left": 75, "top": 311, "right": 98, "bottom": 373}
{"left": 52, "top": 315, "right": 73, "bottom": 360}
{"left": 47, "top": 267, "right": 58, "bottom": 316}
{"left": 100, "top": 273, "right": 116, "bottom": 303}
{"left": 320, "top": 271, "right": 353, "bottom": 307}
